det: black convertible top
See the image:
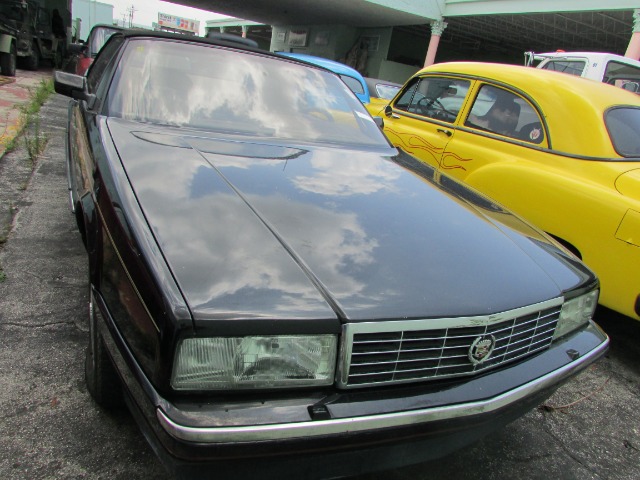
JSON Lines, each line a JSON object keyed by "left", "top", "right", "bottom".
{"left": 111, "top": 29, "right": 284, "bottom": 60}
{"left": 106, "top": 29, "right": 338, "bottom": 77}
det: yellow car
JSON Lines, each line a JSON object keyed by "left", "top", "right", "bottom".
{"left": 365, "top": 77, "right": 402, "bottom": 115}
{"left": 377, "top": 62, "right": 640, "bottom": 321}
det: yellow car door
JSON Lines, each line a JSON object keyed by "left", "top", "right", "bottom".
{"left": 438, "top": 83, "right": 549, "bottom": 187}
{"left": 382, "top": 76, "right": 473, "bottom": 170}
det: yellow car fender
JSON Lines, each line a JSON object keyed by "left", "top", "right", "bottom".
{"left": 465, "top": 162, "right": 622, "bottom": 249}
{"left": 464, "top": 162, "right": 639, "bottom": 319}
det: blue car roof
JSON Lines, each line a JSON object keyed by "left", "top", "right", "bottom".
{"left": 278, "top": 52, "right": 370, "bottom": 104}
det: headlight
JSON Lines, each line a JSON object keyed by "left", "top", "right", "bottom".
{"left": 171, "top": 335, "right": 337, "bottom": 390}
{"left": 553, "top": 290, "right": 599, "bottom": 340}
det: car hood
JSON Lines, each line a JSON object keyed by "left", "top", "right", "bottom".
{"left": 615, "top": 168, "right": 640, "bottom": 201}
{"left": 107, "top": 119, "right": 591, "bottom": 323}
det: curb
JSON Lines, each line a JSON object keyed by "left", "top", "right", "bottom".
{"left": 0, "top": 70, "right": 53, "bottom": 159}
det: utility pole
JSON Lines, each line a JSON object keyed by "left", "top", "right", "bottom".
{"left": 126, "top": 5, "right": 136, "bottom": 28}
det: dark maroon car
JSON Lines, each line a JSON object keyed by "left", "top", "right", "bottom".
{"left": 65, "top": 24, "right": 124, "bottom": 75}
{"left": 54, "top": 30, "right": 608, "bottom": 480}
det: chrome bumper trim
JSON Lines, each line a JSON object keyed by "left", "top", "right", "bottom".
{"left": 157, "top": 338, "right": 608, "bottom": 444}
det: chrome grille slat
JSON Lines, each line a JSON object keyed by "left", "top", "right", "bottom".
{"left": 340, "top": 298, "right": 563, "bottom": 388}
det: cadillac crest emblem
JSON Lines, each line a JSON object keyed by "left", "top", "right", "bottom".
{"left": 468, "top": 335, "right": 496, "bottom": 365}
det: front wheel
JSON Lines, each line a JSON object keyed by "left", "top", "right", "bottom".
{"left": 85, "top": 288, "right": 124, "bottom": 408}
{"left": 0, "top": 43, "right": 16, "bottom": 77}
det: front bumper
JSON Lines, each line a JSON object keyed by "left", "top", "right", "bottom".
{"left": 158, "top": 332, "right": 606, "bottom": 444}
{"left": 96, "top": 290, "right": 608, "bottom": 479}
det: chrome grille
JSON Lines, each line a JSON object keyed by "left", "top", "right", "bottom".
{"left": 338, "top": 298, "right": 563, "bottom": 389}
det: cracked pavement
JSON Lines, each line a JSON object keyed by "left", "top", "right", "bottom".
{"left": 0, "top": 82, "right": 638, "bottom": 480}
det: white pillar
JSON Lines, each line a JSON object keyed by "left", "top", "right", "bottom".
{"left": 424, "top": 20, "right": 447, "bottom": 68}
{"left": 624, "top": 9, "right": 640, "bottom": 61}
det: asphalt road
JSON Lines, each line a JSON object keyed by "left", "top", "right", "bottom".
{"left": 0, "top": 93, "right": 638, "bottom": 480}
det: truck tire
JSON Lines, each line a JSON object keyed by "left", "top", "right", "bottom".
{"left": 0, "top": 42, "right": 16, "bottom": 77}
{"left": 26, "top": 46, "right": 39, "bottom": 71}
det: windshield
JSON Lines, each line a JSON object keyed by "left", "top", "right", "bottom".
{"left": 340, "top": 74, "right": 365, "bottom": 95}
{"left": 89, "top": 27, "right": 122, "bottom": 57}
{"left": 107, "top": 39, "right": 388, "bottom": 148}
{"left": 603, "top": 61, "right": 640, "bottom": 92}
{"left": 376, "top": 84, "right": 400, "bottom": 100}
{"left": 539, "top": 59, "right": 586, "bottom": 76}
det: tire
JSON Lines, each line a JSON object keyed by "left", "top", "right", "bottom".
{"left": 26, "top": 45, "right": 39, "bottom": 71}
{"left": 85, "top": 289, "right": 124, "bottom": 409}
{"left": 0, "top": 43, "right": 16, "bottom": 77}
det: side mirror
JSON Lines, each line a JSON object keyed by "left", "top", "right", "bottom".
{"left": 384, "top": 104, "right": 393, "bottom": 117}
{"left": 622, "top": 82, "right": 639, "bottom": 93}
{"left": 373, "top": 116, "right": 384, "bottom": 129}
{"left": 54, "top": 70, "right": 96, "bottom": 107}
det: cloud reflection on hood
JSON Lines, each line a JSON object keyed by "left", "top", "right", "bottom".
{"left": 126, "top": 150, "right": 379, "bottom": 318}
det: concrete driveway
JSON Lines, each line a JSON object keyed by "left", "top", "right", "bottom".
{"left": 0, "top": 84, "right": 638, "bottom": 479}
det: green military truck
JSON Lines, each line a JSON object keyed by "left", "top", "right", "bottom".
{"left": 0, "top": 4, "right": 18, "bottom": 76}
{"left": 0, "top": 30, "right": 17, "bottom": 76}
{"left": 0, "top": 0, "right": 64, "bottom": 76}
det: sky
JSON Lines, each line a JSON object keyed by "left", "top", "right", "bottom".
{"left": 105, "top": 0, "right": 231, "bottom": 36}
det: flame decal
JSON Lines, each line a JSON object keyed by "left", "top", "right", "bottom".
{"left": 385, "top": 128, "right": 443, "bottom": 163}
{"left": 385, "top": 128, "right": 473, "bottom": 172}
{"left": 441, "top": 151, "right": 473, "bottom": 171}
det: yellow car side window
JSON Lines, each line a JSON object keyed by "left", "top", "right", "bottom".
{"left": 395, "top": 77, "right": 470, "bottom": 124}
{"left": 466, "top": 85, "right": 545, "bottom": 145}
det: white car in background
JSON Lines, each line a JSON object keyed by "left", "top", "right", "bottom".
{"left": 525, "top": 51, "right": 640, "bottom": 93}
